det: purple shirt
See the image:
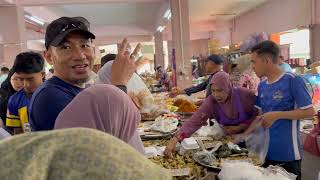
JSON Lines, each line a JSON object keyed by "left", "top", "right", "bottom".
{"left": 176, "top": 87, "right": 258, "bottom": 140}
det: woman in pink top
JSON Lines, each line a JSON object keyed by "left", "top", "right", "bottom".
{"left": 236, "top": 54, "right": 260, "bottom": 95}
{"left": 164, "top": 72, "right": 259, "bottom": 157}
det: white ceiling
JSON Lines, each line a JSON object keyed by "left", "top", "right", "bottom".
{"left": 13, "top": 0, "right": 268, "bottom": 45}
{"left": 189, "top": 0, "right": 268, "bottom": 22}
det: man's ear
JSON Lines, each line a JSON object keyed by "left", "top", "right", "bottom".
{"left": 41, "top": 71, "right": 46, "bottom": 78}
{"left": 43, "top": 49, "right": 53, "bottom": 65}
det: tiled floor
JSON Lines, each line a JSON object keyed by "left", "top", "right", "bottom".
{"left": 302, "top": 151, "right": 320, "bottom": 180}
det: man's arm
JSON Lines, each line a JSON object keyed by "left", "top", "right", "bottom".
{"left": 184, "top": 80, "right": 208, "bottom": 96}
{"left": 6, "top": 98, "right": 22, "bottom": 134}
{"left": 259, "top": 107, "right": 314, "bottom": 128}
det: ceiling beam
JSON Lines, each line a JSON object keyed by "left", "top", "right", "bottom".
{"left": 0, "top": 0, "right": 15, "bottom": 6}
{"left": 93, "top": 35, "right": 153, "bottom": 46}
{"left": 18, "top": 0, "right": 162, "bottom": 6}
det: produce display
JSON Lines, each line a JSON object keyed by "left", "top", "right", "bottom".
{"left": 193, "top": 142, "right": 261, "bottom": 169}
{"left": 150, "top": 152, "right": 205, "bottom": 180}
{"left": 143, "top": 140, "right": 205, "bottom": 179}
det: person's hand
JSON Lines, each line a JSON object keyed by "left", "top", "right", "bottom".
{"left": 164, "top": 137, "right": 179, "bottom": 157}
{"left": 222, "top": 125, "right": 244, "bottom": 135}
{"left": 259, "top": 112, "right": 280, "bottom": 128}
{"left": 195, "top": 100, "right": 203, "bottom": 106}
{"left": 111, "top": 38, "right": 141, "bottom": 85}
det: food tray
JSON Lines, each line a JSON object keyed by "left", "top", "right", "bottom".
{"left": 140, "top": 129, "right": 178, "bottom": 140}
{"left": 193, "top": 154, "right": 262, "bottom": 170}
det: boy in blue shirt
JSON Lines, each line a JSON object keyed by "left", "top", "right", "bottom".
{"left": 6, "top": 52, "right": 45, "bottom": 134}
{"left": 246, "top": 41, "right": 314, "bottom": 180}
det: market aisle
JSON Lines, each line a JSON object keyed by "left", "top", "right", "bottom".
{"left": 302, "top": 151, "right": 320, "bottom": 180}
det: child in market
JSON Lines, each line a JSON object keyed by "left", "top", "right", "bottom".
{"left": 246, "top": 40, "right": 314, "bottom": 180}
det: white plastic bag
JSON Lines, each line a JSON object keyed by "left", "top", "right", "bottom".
{"left": 127, "top": 73, "right": 154, "bottom": 107}
{"left": 218, "top": 162, "right": 295, "bottom": 180}
{"left": 245, "top": 126, "right": 270, "bottom": 165}
{"left": 263, "top": 165, "right": 297, "bottom": 180}
{"left": 150, "top": 116, "right": 179, "bottom": 133}
{"left": 218, "top": 161, "right": 264, "bottom": 180}
{"left": 195, "top": 120, "right": 224, "bottom": 138}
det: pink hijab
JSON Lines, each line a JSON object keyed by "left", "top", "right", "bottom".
{"left": 54, "top": 84, "right": 144, "bottom": 153}
{"left": 210, "top": 71, "right": 256, "bottom": 119}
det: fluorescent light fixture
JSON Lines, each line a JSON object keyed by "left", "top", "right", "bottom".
{"left": 24, "top": 14, "right": 45, "bottom": 26}
{"left": 167, "top": 12, "right": 172, "bottom": 20}
{"left": 157, "top": 26, "right": 165, "bottom": 32}
{"left": 163, "top": 9, "right": 171, "bottom": 20}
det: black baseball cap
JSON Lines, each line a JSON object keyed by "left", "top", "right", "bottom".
{"left": 45, "top": 17, "right": 95, "bottom": 49}
{"left": 207, "top": 54, "right": 224, "bottom": 65}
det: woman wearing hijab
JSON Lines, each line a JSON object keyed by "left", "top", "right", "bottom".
{"left": 236, "top": 54, "right": 260, "bottom": 95}
{"left": 156, "top": 65, "right": 172, "bottom": 90}
{"left": 0, "top": 128, "right": 171, "bottom": 180}
{"left": 0, "top": 70, "right": 23, "bottom": 134}
{"left": 164, "top": 71, "right": 258, "bottom": 156}
{"left": 54, "top": 84, "right": 145, "bottom": 154}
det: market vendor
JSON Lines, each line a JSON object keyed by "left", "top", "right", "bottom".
{"left": 155, "top": 65, "right": 172, "bottom": 90}
{"left": 170, "top": 54, "right": 224, "bottom": 98}
{"left": 164, "top": 71, "right": 258, "bottom": 157}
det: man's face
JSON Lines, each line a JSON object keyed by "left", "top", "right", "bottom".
{"left": 15, "top": 72, "right": 44, "bottom": 95}
{"left": 205, "top": 60, "right": 218, "bottom": 73}
{"left": 251, "top": 53, "right": 268, "bottom": 78}
{"left": 44, "top": 32, "right": 94, "bottom": 86}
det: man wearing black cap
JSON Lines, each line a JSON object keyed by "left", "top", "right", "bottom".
{"left": 28, "top": 17, "right": 140, "bottom": 131}
{"left": 170, "top": 54, "right": 224, "bottom": 98}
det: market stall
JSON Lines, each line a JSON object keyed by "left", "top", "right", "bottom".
{"left": 137, "top": 92, "right": 297, "bottom": 180}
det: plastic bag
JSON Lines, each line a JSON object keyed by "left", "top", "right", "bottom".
{"left": 127, "top": 73, "right": 154, "bottom": 108}
{"left": 150, "top": 116, "right": 179, "bottom": 133}
{"left": 245, "top": 125, "right": 270, "bottom": 165}
{"left": 195, "top": 120, "right": 225, "bottom": 138}
{"left": 218, "top": 162, "right": 295, "bottom": 180}
{"left": 218, "top": 161, "right": 264, "bottom": 180}
{"left": 263, "top": 165, "right": 297, "bottom": 180}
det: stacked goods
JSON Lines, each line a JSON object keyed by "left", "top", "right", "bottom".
{"left": 173, "top": 99, "right": 198, "bottom": 113}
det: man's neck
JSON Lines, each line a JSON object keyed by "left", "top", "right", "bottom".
{"left": 210, "top": 67, "right": 222, "bottom": 75}
{"left": 55, "top": 75, "right": 85, "bottom": 88}
{"left": 266, "top": 66, "right": 284, "bottom": 84}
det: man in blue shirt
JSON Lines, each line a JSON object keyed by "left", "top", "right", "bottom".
{"left": 170, "top": 54, "right": 224, "bottom": 97}
{"left": 6, "top": 52, "right": 45, "bottom": 134}
{"left": 247, "top": 41, "right": 314, "bottom": 180}
{"left": 29, "top": 17, "right": 141, "bottom": 131}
